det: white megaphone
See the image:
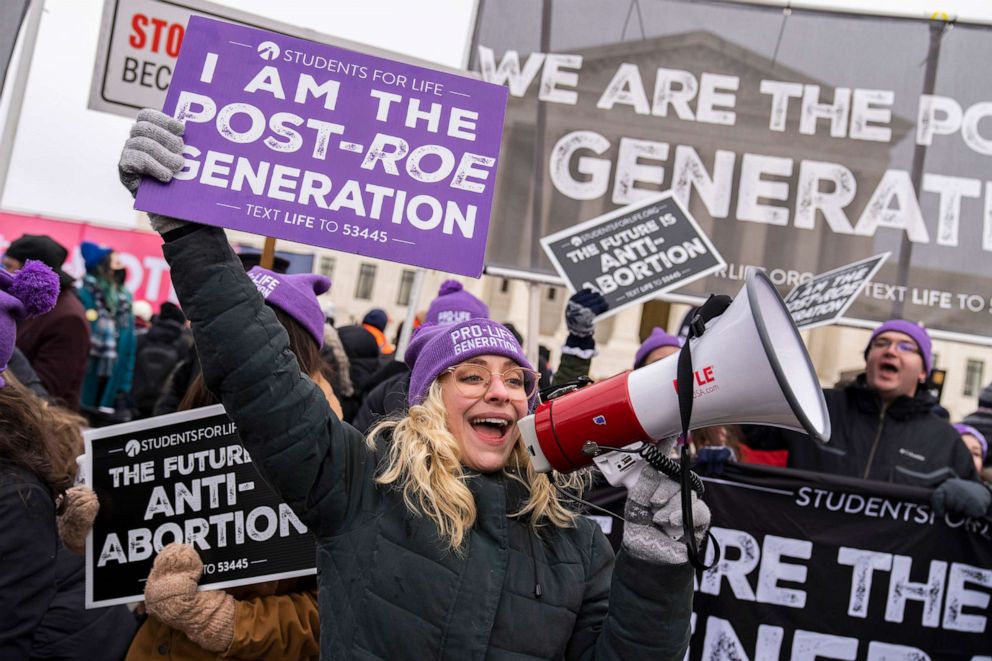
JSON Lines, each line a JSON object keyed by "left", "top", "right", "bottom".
{"left": 518, "top": 269, "right": 830, "bottom": 487}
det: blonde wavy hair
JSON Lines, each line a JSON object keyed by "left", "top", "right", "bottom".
{"left": 367, "top": 380, "right": 590, "bottom": 551}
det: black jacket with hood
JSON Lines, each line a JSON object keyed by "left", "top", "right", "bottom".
{"left": 749, "top": 376, "right": 978, "bottom": 487}
{"left": 162, "top": 225, "right": 694, "bottom": 661}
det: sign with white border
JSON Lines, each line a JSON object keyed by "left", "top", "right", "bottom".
{"left": 783, "top": 253, "right": 891, "bottom": 330}
{"left": 84, "top": 405, "right": 316, "bottom": 608}
{"left": 540, "top": 192, "right": 726, "bottom": 319}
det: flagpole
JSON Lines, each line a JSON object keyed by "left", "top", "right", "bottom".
{"left": 0, "top": 0, "right": 44, "bottom": 206}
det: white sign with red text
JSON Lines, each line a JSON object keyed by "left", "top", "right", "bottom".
{"left": 88, "top": 0, "right": 467, "bottom": 119}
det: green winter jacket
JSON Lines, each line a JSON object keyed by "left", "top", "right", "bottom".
{"left": 163, "top": 225, "right": 694, "bottom": 660}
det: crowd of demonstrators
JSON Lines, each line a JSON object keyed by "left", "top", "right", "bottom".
{"left": 953, "top": 423, "right": 988, "bottom": 480}
{"left": 351, "top": 279, "right": 489, "bottom": 434}
{"left": 123, "top": 265, "right": 329, "bottom": 660}
{"left": 744, "top": 319, "right": 991, "bottom": 519}
{"left": 114, "top": 105, "right": 705, "bottom": 661}
{"left": 319, "top": 301, "right": 353, "bottom": 399}
{"left": 961, "top": 383, "right": 992, "bottom": 483}
{"left": 132, "top": 300, "right": 153, "bottom": 334}
{"left": 3, "top": 234, "right": 89, "bottom": 410}
{"left": 149, "top": 252, "right": 290, "bottom": 418}
{"left": 130, "top": 302, "right": 192, "bottom": 419}
{"left": 0, "top": 260, "right": 138, "bottom": 659}
{"left": 1, "top": 105, "right": 989, "bottom": 659}
{"left": 78, "top": 241, "right": 136, "bottom": 426}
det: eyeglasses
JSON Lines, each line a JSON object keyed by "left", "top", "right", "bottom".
{"left": 442, "top": 363, "right": 540, "bottom": 402}
{"left": 870, "top": 337, "right": 920, "bottom": 356}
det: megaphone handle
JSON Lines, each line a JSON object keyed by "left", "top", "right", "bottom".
{"left": 639, "top": 443, "right": 705, "bottom": 495}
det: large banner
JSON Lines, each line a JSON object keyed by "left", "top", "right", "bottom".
{"left": 0, "top": 211, "right": 175, "bottom": 307}
{"left": 136, "top": 16, "right": 507, "bottom": 277}
{"left": 84, "top": 405, "right": 316, "bottom": 608}
{"left": 689, "top": 464, "right": 991, "bottom": 660}
{"left": 587, "top": 464, "right": 992, "bottom": 658}
{"left": 473, "top": 0, "right": 992, "bottom": 342}
{"left": 0, "top": 0, "right": 29, "bottom": 96}
{"left": 0, "top": 212, "right": 317, "bottom": 308}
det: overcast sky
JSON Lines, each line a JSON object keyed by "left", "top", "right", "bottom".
{"left": 0, "top": 0, "right": 475, "bottom": 228}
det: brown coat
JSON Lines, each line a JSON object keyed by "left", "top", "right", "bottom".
{"left": 125, "top": 582, "right": 318, "bottom": 661}
{"left": 16, "top": 289, "right": 89, "bottom": 410}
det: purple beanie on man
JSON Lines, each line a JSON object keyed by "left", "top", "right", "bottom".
{"left": 424, "top": 280, "right": 489, "bottom": 326}
{"left": 405, "top": 318, "right": 535, "bottom": 408}
{"left": 0, "top": 261, "right": 60, "bottom": 387}
{"left": 865, "top": 319, "right": 932, "bottom": 374}
{"left": 247, "top": 267, "right": 330, "bottom": 348}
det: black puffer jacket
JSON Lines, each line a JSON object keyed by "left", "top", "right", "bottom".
{"left": 0, "top": 461, "right": 56, "bottom": 658}
{"left": 163, "top": 225, "right": 693, "bottom": 661}
{"left": 351, "top": 369, "right": 410, "bottom": 435}
{"left": 749, "top": 376, "right": 978, "bottom": 486}
{"left": 337, "top": 324, "right": 385, "bottom": 422}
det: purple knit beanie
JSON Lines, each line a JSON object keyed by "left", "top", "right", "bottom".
{"left": 865, "top": 319, "right": 932, "bottom": 374}
{"left": 405, "top": 318, "right": 536, "bottom": 408}
{"left": 953, "top": 423, "right": 988, "bottom": 462}
{"left": 247, "top": 267, "right": 330, "bottom": 348}
{"left": 0, "top": 261, "right": 60, "bottom": 387}
{"left": 424, "top": 280, "right": 489, "bottom": 326}
{"left": 633, "top": 327, "right": 682, "bottom": 369}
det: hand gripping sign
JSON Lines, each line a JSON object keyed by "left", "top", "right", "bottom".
{"left": 84, "top": 405, "right": 316, "bottom": 608}
{"left": 540, "top": 192, "right": 726, "bottom": 319}
{"left": 136, "top": 16, "right": 508, "bottom": 278}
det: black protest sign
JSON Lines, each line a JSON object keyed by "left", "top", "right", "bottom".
{"left": 783, "top": 253, "right": 890, "bottom": 329}
{"left": 687, "top": 464, "right": 991, "bottom": 660}
{"left": 84, "top": 405, "right": 316, "bottom": 608}
{"left": 541, "top": 193, "right": 725, "bottom": 318}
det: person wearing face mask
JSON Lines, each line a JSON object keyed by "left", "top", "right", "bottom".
{"left": 78, "top": 241, "right": 136, "bottom": 425}
{"left": 117, "top": 108, "right": 706, "bottom": 660}
{"left": 746, "top": 320, "right": 989, "bottom": 519}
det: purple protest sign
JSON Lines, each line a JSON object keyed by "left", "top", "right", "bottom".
{"left": 135, "top": 16, "right": 508, "bottom": 277}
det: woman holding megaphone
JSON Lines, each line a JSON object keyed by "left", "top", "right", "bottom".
{"left": 117, "top": 109, "right": 709, "bottom": 660}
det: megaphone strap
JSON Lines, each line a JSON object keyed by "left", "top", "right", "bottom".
{"left": 675, "top": 294, "right": 731, "bottom": 572}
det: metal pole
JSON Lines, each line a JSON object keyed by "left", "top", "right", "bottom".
{"left": 463, "top": 0, "right": 484, "bottom": 70}
{"left": 526, "top": 281, "right": 541, "bottom": 367}
{"left": 523, "top": 0, "right": 552, "bottom": 368}
{"left": 892, "top": 20, "right": 945, "bottom": 318}
{"left": 0, "top": 0, "right": 44, "bottom": 206}
{"left": 395, "top": 269, "right": 427, "bottom": 362}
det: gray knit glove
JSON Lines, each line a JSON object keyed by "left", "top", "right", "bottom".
{"left": 119, "top": 109, "right": 188, "bottom": 235}
{"left": 623, "top": 463, "right": 711, "bottom": 565}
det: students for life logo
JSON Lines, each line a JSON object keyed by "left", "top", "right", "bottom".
{"left": 124, "top": 439, "right": 142, "bottom": 457}
{"left": 257, "top": 41, "right": 280, "bottom": 61}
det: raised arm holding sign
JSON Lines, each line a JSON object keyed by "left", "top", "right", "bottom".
{"left": 133, "top": 16, "right": 507, "bottom": 277}
{"left": 118, "top": 97, "right": 702, "bottom": 661}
